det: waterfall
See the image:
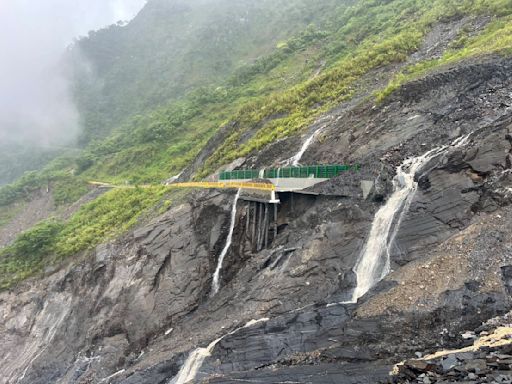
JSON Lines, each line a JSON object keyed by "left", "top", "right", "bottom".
{"left": 169, "top": 337, "right": 223, "bottom": 384}
{"left": 349, "top": 136, "right": 472, "bottom": 303}
{"left": 100, "top": 369, "right": 126, "bottom": 383}
{"left": 259, "top": 168, "right": 265, "bottom": 179}
{"left": 211, "top": 189, "right": 241, "bottom": 296}
{"left": 169, "top": 319, "right": 269, "bottom": 384}
{"left": 165, "top": 171, "right": 184, "bottom": 185}
{"left": 290, "top": 126, "right": 324, "bottom": 166}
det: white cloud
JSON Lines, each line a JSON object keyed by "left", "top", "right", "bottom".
{"left": 109, "top": 0, "right": 147, "bottom": 23}
{"left": 0, "top": 0, "right": 146, "bottom": 146}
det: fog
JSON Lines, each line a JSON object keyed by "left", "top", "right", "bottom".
{"left": 0, "top": 0, "right": 146, "bottom": 147}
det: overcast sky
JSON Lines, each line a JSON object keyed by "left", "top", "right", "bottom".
{"left": 0, "top": 0, "right": 147, "bottom": 147}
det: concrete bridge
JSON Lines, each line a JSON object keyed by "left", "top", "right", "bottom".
{"left": 90, "top": 164, "right": 359, "bottom": 204}
{"left": 90, "top": 165, "right": 358, "bottom": 252}
{"left": 216, "top": 164, "right": 358, "bottom": 192}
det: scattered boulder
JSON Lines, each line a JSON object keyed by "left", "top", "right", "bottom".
{"left": 389, "top": 325, "right": 512, "bottom": 383}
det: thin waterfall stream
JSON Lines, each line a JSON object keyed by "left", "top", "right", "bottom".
{"left": 348, "top": 135, "right": 472, "bottom": 303}
{"left": 211, "top": 189, "right": 241, "bottom": 296}
{"left": 289, "top": 126, "right": 324, "bottom": 166}
{"left": 169, "top": 319, "right": 269, "bottom": 384}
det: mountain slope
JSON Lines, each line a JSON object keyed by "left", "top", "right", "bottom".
{"left": 1, "top": 0, "right": 511, "bottom": 290}
{"left": 0, "top": 144, "right": 63, "bottom": 186}
{"left": 2, "top": 55, "right": 512, "bottom": 384}
{"left": 71, "top": 0, "right": 347, "bottom": 142}
{"left": 1, "top": 0, "right": 511, "bottom": 298}
{"left": 1, "top": 1, "right": 512, "bottom": 382}
{"left": 74, "top": 0, "right": 512, "bottom": 185}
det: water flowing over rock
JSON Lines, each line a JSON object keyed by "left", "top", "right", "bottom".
{"left": 170, "top": 319, "right": 268, "bottom": 384}
{"left": 211, "top": 189, "right": 241, "bottom": 296}
{"left": 290, "top": 126, "right": 324, "bottom": 166}
{"left": 2, "top": 50, "right": 512, "bottom": 384}
{"left": 350, "top": 147, "right": 445, "bottom": 302}
{"left": 169, "top": 338, "right": 221, "bottom": 384}
{"left": 350, "top": 135, "right": 473, "bottom": 302}
{"left": 165, "top": 171, "right": 184, "bottom": 185}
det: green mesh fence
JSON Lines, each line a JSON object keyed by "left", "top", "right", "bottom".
{"left": 219, "top": 164, "right": 360, "bottom": 180}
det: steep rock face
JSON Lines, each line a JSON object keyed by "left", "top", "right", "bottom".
{"left": 192, "top": 127, "right": 512, "bottom": 382}
{"left": 1, "top": 57, "right": 512, "bottom": 383}
{"left": 0, "top": 193, "right": 232, "bottom": 384}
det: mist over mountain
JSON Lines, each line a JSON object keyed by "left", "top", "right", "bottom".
{"left": 0, "top": 0, "right": 145, "bottom": 147}
{"left": 0, "top": 0, "right": 146, "bottom": 184}
{"left": 70, "top": 0, "right": 342, "bottom": 142}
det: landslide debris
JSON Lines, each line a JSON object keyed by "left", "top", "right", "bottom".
{"left": 389, "top": 325, "right": 512, "bottom": 384}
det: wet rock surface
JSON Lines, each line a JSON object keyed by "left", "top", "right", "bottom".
{"left": 1, "top": 54, "right": 512, "bottom": 384}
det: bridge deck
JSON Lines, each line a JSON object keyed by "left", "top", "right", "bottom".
{"left": 89, "top": 181, "right": 276, "bottom": 192}
{"left": 90, "top": 176, "right": 328, "bottom": 193}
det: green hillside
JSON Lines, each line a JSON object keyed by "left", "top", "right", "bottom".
{"left": 0, "top": 143, "right": 78, "bottom": 187}
{"left": 71, "top": 0, "right": 347, "bottom": 142}
{"left": 1, "top": 0, "right": 512, "bottom": 289}
{"left": 73, "top": 0, "right": 512, "bottom": 185}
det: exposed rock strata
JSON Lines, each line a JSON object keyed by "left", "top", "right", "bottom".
{"left": 2, "top": 57, "right": 512, "bottom": 383}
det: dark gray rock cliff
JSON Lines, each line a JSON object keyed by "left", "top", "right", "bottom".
{"left": 2, "top": 57, "right": 512, "bottom": 384}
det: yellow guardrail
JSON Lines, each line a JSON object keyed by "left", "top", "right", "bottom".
{"left": 89, "top": 181, "right": 275, "bottom": 192}
{"left": 89, "top": 181, "right": 154, "bottom": 189}
{"left": 171, "top": 181, "right": 275, "bottom": 191}
{"left": 89, "top": 181, "right": 120, "bottom": 188}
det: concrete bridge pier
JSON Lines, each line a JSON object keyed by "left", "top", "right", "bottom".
{"left": 244, "top": 199, "right": 278, "bottom": 252}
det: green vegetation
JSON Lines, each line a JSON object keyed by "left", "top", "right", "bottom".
{"left": 196, "top": 0, "right": 512, "bottom": 177}
{"left": 0, "top": 169, "right": 87, "bottom": 208}
{"left": 0, "top": 204, "right": 24, "bottom": 229}
{"left": 52, "top": 176, "right": 89, "bottom": 206}
{"left": 76, "top": 0, "right": 512, "bottom": 184}
{"left": 376, "top": 14, "right": 512, "bottom": 101}
{"left": 54, "top": 187, "right": 167, "bottom": 255}
{"left": 0, "top": 186, "right": 172, "bottom": 289}
{"left": 0, "top": 144, "right": 64, "bottom": 187}
{"left": 2, "top": 0, "right": 512, "bottom": 290}
{"left": 20, "top": 0, "right": 510, "bottom": 188}
{"left": 0, "top": 171, "right": 49, "bottom": 207}
{"left": 75, "top": 91, "right": 223, "bottom": 184}
{"left": 196, "top": 28, "right": 423, "bottom": 178}
{"left": 0, "top": 220, "right": 64, "bottom": 288}
{"left": 71, "top": 0, "right": 345, "bottom": 142}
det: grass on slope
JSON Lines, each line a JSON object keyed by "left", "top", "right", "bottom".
{"left": 1, "top": 0, "right": 512, "bottom": 290}
{"left": 73, "top": 0, "right": 346, "bottom": 142}
{"left": 6, "top": 0, "right": 512, "bottom": 187}
{"left": 376, "top": 14, "right": 512, "bottom": 101}
{"left": 12, "top": 0, "right": 512, "bottom": 190}
{"left": 0, "top": 186, "right": 183, "bottom": 289}
{"left": 196, "top": 29, "right": 423, "bottom": 179}
{"left": 74, "top": 21, "right": 341, "bottom": 185}
{"left": 0, "top": 204, "right": 25, "bottom": 229}
{"left": 88, "top": 0, "right": 512, "bottom": 182}
{"left": 196, "top": 0, "right": 512, "bottom": 178}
